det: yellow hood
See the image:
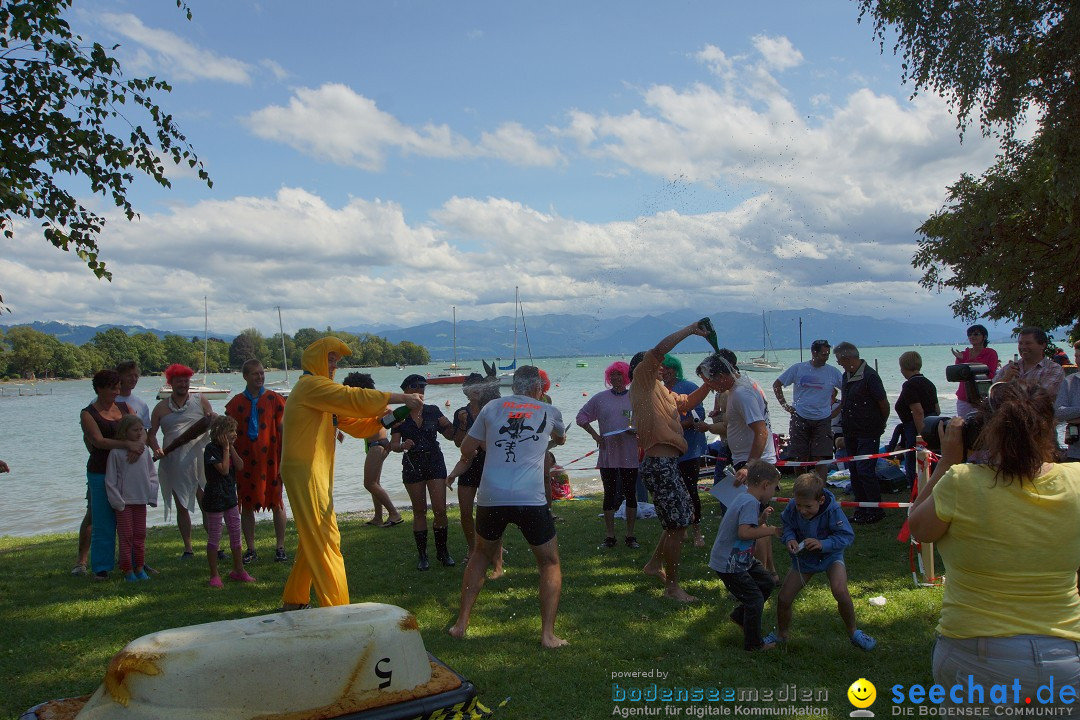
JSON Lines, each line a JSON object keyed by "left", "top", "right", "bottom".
{"left": 301, "top": 337, "right": 352, "bottom": 379}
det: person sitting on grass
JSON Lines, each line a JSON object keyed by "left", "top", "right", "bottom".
{"left": 708, "top": 459, "right": 782, "bottom": 651}
{"left": 766, "top": 473, "right": 876, "bottom": 651}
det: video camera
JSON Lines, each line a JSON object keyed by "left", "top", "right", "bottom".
{"left": 920, "top": 363, "right": 992, "bottom": 455}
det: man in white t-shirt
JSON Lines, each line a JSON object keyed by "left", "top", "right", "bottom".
{"left": 697, "top": 354, "right": 776, "bottom": 483}
{"left": 446, "top": 365, "right": 567, "bottom": 648}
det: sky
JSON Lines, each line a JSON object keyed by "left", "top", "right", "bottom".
{"left": 0, "top": 0, "right": 1007, "bottom": 338}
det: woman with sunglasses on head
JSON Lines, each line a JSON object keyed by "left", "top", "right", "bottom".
{"left": 392, "top": 374, "right": 458, "bottom": 570}
{"left": 951, "top": 324, "right": 999, "bottom": 417}
{"left": 909, "top": 382, "right": 1080, "bottom": 712}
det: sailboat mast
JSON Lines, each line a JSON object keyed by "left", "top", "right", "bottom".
{"left": 276, "top": 305, "right": 289, "bottom": 384}
{"left": 512, "top": 286, "right": 519, "bottom": 362}
{"left": 453, "top": 306, "right": 458, "bottom": 368}
{"left": 203, "top": 296, "right": 209, "bottom": 382}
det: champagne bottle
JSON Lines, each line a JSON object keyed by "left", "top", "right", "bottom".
{"left": 381, "top": 405, "right": 411, "bottom": 429}
{"left": 698, "top": 316, "right": 720, "bottom": 353}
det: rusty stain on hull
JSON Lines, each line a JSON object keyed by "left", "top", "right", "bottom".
{"left": 398, "top": 613, "right": 419, "bottom": 631}
{"left": 104, "top": 651, "right": 162, "bottom": 706}
{"left": 249, "top": 661, "right": 462, "bottom": 720}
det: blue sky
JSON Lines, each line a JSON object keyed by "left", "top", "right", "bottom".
{"left": 0, "top": 0, "right": 1005, "bottom": 338}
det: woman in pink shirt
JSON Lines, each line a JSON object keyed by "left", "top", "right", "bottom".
{"left": 951, "top": 324, "right": 999, "bottom": 417}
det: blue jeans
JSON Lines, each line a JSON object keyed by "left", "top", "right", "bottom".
{"left": 87, "top": 472, "right": 116, "bottom": 573}
{"left": 932, "top": 634, "right": 1080, "bottom": 710}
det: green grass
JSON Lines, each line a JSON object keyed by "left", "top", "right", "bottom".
{"left": 1, "top": 485, "right": 942, "bottom": 719}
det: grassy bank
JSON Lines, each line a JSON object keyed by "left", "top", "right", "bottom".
{"left": 1, "top": 488, "right": 941, "bottom": 719}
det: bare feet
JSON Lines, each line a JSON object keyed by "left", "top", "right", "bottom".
{"left": 664, "top": 586, "right": 699, "bottom": 603}
{"left": 488, "top": 566, "right": 504, "bottom": 580}
{"left": 542, "top": 634, "right": 569, "bottom": 649}
{"left": 448, "top": 623, "right": 467, "bottom": 640}
{"left": 643, "top": 562, "right": 667, "bottom": 584}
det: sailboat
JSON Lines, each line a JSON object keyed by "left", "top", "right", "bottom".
{"left": 427, "top": 306, "right": 469, "bottom": 385}
{"left": 497, "top": 287, "right": 533, "bottom": 387}
{"left": 264, "top": 306, "right": 292, "bottom": 397}
{"left": 157, "top": 297, "right": 233, "bottom": 399}
{"left": 737, "top": 311, "right": 785, "bottom": 373}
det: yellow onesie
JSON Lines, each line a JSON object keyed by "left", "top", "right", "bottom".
{"left": 280, "top": 337, "right": 387, "bottom": 607}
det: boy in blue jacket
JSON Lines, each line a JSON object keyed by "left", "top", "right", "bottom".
{"left": 765, "top": 473, "right": 876, "bottom": 650}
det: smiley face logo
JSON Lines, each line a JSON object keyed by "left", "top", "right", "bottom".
{"left": 847, "top": 678, "right": 876, "bottom": 709}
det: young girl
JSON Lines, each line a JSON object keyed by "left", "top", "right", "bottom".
{"left": 105, "top": 415, "right": 160, "bottom": 581}
{"left": 203, "top": 415, "right": 255, "bottom": 588}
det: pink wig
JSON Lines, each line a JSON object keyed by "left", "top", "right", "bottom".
{"left": 164, "top": 363, "right": 195, "bottom": 383}
{"left": 605, "top": 361, "right": 631, "bottom": 387}
{"left": 538, "top": 369, "right": 551, "bottom": 394}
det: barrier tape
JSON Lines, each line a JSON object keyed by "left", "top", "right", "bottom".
{"left": 770, "top": 496, "right": 912, "bottom": 509}
{"left": 559, "top": 449, "right": 597, "bottom": 468}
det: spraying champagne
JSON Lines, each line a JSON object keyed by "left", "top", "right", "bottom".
{"left": 698, "top": 317, "right": 720, "bottom": 353}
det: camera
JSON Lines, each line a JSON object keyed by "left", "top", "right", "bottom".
{"left": 922, "top": 412, "right": 985, "bottom": 455}
{"left": 945, "top": 362, "right": 992, "bottom": 404}
{"left": 1067, "top": 424, "right": 1080, "bottom": 446}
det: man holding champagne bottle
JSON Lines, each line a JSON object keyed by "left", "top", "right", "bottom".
{"left": 629, "top": 320, "right": 714, "bottom": 603}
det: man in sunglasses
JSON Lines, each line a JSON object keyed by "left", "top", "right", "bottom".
{"left": 773, "top": 340, "right": 842, "bottom": 481}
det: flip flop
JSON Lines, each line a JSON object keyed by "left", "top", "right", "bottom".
{"left": 381, "top": 518, "right": 404, "bottom": 528}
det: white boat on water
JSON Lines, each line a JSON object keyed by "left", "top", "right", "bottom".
{"left": 737, "top": 311, "right": 785, "bottom": 373}
{"left": 157, "top": 297, "right": 233, "bottom": 400}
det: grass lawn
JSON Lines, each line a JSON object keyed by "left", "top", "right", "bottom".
{"left": 1, "top": 484, "right": 942, "bottom": 719}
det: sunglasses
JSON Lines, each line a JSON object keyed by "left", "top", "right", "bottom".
{"left": 407, "top": 383, "right": 426, "bottom": 390}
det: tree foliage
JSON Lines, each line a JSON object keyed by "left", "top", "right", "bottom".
{"left": 0, "top": 0, "right": 211, "bottom": 306}
{"left": 858, "top": 0, "right": 1079, "bottom": 330}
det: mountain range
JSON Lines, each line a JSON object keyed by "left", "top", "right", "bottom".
{"left": 2, "top": 309, "right": 982, "bottom": 362}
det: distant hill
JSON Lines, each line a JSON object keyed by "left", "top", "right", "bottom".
{"left": 0, "top": 321, "right": 233, "bottom": 346}
{"left": 372, "top": 308, "right": 978, "bottom": 362}
{"left": 3, "top": 308, "right": 989, "bottom": 362}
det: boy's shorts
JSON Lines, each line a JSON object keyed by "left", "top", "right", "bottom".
{"left": 789, "top": 549, "right": 844, "bottom": 575}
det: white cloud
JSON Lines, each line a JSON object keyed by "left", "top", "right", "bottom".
{"left": 247, "top": 84, "right": 562, "bottom": 170}
{"left": 752, "top": 34, "right": 804, "bottom": 71}
{"left": 100, "top": 13, "right": 254, "bottom": 84}
{"left": 260, "top": 59, "right": 290, "bottom": 81}
{"left": 0, "top": 186, "right": 950, "bottom": 333}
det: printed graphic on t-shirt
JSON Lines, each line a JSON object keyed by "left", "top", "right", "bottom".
{"left": 495, "top": 400, "right": 548, "bottom": 463}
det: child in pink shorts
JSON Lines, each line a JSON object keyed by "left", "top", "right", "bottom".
{"left": 203, "top": 415, "right": 255, "bottom": 588}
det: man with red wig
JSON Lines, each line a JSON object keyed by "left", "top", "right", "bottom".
{"left": 149, "top": 363, "right": 214, "bottom": 557}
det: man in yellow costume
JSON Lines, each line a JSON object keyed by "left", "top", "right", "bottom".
{"left": 280, "top": 337, "right": 422, "bottom": 609}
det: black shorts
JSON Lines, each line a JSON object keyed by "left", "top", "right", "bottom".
{"left": 402, "top": 451, "right": 447, "bottom": 484}
{"left": 458, "top": 449, "right": 486, "bottom": 488}
{"left": 476, "top": 505, "right": 556, "bottom": 546}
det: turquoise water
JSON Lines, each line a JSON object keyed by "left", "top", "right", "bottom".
{"left": 0, "top": 344, "right": 976, "bottom": 537}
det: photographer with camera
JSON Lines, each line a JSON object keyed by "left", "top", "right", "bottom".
{"left": 908, "top": 382, "right": 1080, "bottom": 708}
{"left": 1054, "top": 340, "right": 1080, "bottom": 463}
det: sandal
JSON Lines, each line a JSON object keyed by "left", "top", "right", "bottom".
{"left": 381, "top": 518, "right": 404, "bottom": 528}
{"left": 71, "top": 563, "right": 88, "bottom": 576}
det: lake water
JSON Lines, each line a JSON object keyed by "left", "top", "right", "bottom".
{"left": 0, "top": 344, "right": 982, "bottom": 538}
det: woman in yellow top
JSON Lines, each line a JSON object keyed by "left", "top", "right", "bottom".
{"left": 909, "top": 381, "right": 1080, "bottom": 709}
{"left": 279, "top": 337, "right": 422, "bottom": 609}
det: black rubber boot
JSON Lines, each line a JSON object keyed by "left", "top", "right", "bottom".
{"left": 434, "top": 527, "right": 455, "bottom": 567}
{"left": 414, "top": 530, "right": 429, "bottom": 571}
